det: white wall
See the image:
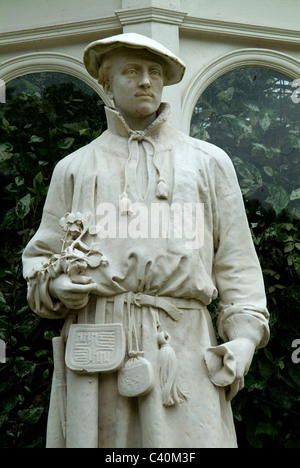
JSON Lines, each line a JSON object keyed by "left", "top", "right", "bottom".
{"left": 182, "top": 0, "right": 300, "bottom": 31}
{"left": 0, "top": 0, "right": 122, "bottom": 32}
{"left": 0, "top": 0, "right": 299, "bottom": 131}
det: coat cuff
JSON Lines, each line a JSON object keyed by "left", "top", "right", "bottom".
{"left": 217, "top": 307, "right": 270, "bottom": 349}
{"left": 26, "top": 269, "right": 69, "bottom": 319}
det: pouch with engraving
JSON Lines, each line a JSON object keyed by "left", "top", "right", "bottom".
{"left": 65, "top": 323, "right": 126, "bottom": 373}
{"left": 118, "top": 355, "right": 154, "bottom": 397}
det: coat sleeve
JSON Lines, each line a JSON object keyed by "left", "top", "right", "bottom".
{"left": 22, "top": 159, "right": 73, "bottom": 319}
{"left": 212, "top": 150, "right": 269, "bottom": 349}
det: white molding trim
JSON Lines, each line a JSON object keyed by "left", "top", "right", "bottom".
{"left": 1, "top": 10, "right": 299, "bottom": 47}
{"left": 0, "top": 52, "right": 111, "bottom": 106}
{"left": 181, "top": 16, "right": 300, "bottom": 45}
{"left": 182, "top": 48, "right": 300, "bottom": 135}
{"left": 115, "top": 7, "right": 187, "bottom": 26}
{"left": 0, "top": 16, "right": 121, "bottom": 46}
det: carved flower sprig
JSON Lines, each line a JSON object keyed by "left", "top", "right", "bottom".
{"left": 59, "top": 212, "right": 86, "bottom": 246}
{"left": 42, "top": 211, "right": 108, "bottom": 280}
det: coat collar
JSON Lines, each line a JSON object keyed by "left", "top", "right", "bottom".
{"left": 105, "top": 102, "right": 171, "bottom": 139}
{"left": 104, "top": 103, "right": 171, "bottom": 214}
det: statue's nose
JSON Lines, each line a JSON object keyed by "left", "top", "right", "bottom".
{"left": 138, "top": 72, "right": 151, "bottom": 88}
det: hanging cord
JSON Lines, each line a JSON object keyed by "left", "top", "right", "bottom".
{"left": 127, "top": 291, "right": 143, "bottom": 358}
{"left": 118, "top": 292, "right": 154, "bottom": 397}
{"left": 119, "top": 135, "right": 136, "bottom": 216}
{"left": 119, "top": 132, "right": 168, "bottom": 216}
{"left": 150, "top": 138, "right": 168, "bottom": 200}
{"left": 141, "top": 135, "right": 168, "bottom": 200}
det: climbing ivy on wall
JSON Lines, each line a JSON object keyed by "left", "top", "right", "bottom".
{"left": 0, "top": 73, "right": 106, "bottom": 447}
{"left": 192, "top": 67, "right": 300, "bottom": 448}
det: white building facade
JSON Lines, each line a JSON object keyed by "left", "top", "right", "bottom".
{"left": 1, "top": 0, "right": 299, "bottom": 131}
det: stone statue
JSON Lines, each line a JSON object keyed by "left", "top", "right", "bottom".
{"left": 22, "top": 33, "right": 269, "bottom": 448}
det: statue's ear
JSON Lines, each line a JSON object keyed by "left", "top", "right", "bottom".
{"left": 103, "top": 81, "right": 114, "bottom": 100}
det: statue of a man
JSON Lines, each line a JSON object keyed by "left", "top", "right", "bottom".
{"left": 22, "top": 33, "right": 269, "bottom": 448}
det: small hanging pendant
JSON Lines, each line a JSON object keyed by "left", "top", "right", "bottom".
{"left": 156, "top": 177, "right": 168, "bottom": 200}
{"left": 118, "top": 354, "right": 154, "bottom": 397}
{"left": 119, "top": 191, "right": 133, "bottom": 216}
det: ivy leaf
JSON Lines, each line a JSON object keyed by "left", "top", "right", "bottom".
{"left": 14, "top": 314, "right": 40, "bottom": 339}
{"left": 15, "top": 193, "right": 31, "bottom": 219}
{"left": 289, "top": 252, "right": 300, "bottom": 275}
{"left": 252, "top": 142, "right": 268, "bottom": 154}
{"left": 265, "top": 184, "right": 289, "bottom": 215}
{"left": 58, "top": 137, "right": 75, "bottom": 149}
{"left": 218, "top": 87, "right": 234, "bottom": 101}
{"left": 0, "top": 150, "right": 13, "bottom": 163}
{"left": 29, "top": 135, "right": 44, "bottom": 143}
{"left": 263, "top": 166, "right": 273, "bottom": 177}
{"left": 244, "top": 102, "right": 260, "bottom": 113}
{"left": 0, "top": 143, "right": 13, "bottom": 152}
{"left": 18, "top": 407, "right": 44, "bottom": 425}
{"left": 13, "top": 359, "right": 36, "bottom": 378}
{"left": 290, "top": 188, "right": 300, "bottom": 200}
{"left": 15, "top": 176, "right": 24, "bottom": 186}
{"left": 259, "top": 112, "right": 271, "bottom": 131}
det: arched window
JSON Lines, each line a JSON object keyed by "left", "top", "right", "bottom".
{"left": 190, "top": 66, "right": 300, "bottom": 448}
{"left": 0, "top": 71, "right": 107, "bottom": 230}
{"left": 0, "top": 72, "right": 108, "bottom": 448}
{"left": 191, "top": 66, "right": 300, "bottom": 220}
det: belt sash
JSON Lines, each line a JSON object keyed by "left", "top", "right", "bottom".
{"left": 94, "top": 292, "right": 203, "bottom": 324}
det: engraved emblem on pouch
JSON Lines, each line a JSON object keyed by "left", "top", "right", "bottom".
{"left": 66, "top": 323, "right": 125, "bottom": 373}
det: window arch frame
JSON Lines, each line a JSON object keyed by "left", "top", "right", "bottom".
{"left": 0, "top": 51, "right": 111, "bottom": 106}
{"left": 182, "top": 48, "right": 300, "bottom": 135}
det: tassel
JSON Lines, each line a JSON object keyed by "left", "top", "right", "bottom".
{"left": 156, "top": 177, "right": 168, "bottom": 200}
{"left": 157, "top": 331, "right": 188, "bottom": 407}
{"left": 119, "top": 191, "right": 133, "bottom": 216}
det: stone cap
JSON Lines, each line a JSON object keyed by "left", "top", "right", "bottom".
{"left": 83, "top": 32, "right": 186, "bottom": 85}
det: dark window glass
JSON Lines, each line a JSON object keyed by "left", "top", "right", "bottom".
{"left": 0, "top": 72, "right": 107, "bottom": 447}
{"left": 191, "top": 67, "right": 300, "bottom": 219}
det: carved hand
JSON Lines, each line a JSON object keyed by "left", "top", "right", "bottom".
{"left": 224, "top": 337, "right": 256, "bottom": 378}
{"left": 204, "top": 337, "right": 256, "bottom": 401}
{"left": 49, "top": 273, "right": 99, "bottom": 310}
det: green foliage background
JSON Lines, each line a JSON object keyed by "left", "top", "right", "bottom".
{"left": 0, "top": 68, "right": 299, "bottom": 448}
{"left": 192, "top": 67, "right": 300, "bottom": 448}
{"left": 0, "top": 74, "right": 106, "bottom": 447}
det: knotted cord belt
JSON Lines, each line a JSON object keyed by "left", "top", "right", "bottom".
{"left": 102, "top": 292, "right": 202, "bottom": 322}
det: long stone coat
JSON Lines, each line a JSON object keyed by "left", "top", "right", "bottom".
{"left": 22, "top": 103, "right": 269, "bottom": 448}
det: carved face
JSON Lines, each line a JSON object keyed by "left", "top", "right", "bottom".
{"left": 103, "top": 49, "right": 165, "bottom": 128}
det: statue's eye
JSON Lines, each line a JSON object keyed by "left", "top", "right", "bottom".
{"left": 126, "top": 69, "right": 138, "bottom": 75}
